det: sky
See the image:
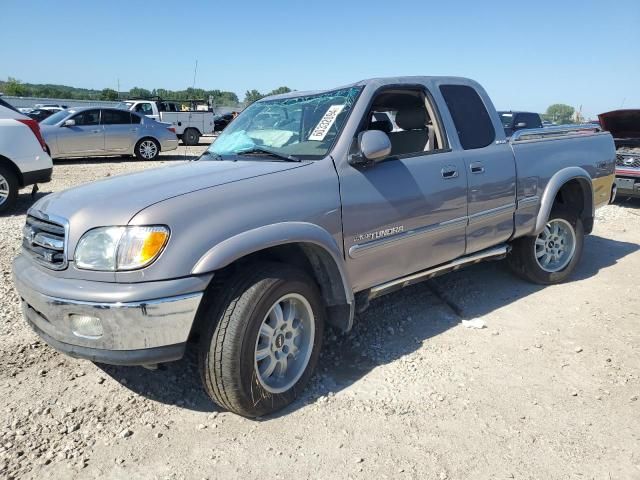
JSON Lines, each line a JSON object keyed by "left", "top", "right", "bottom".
{"left": 1, "top": 0, "right": 638, "bottom": 119}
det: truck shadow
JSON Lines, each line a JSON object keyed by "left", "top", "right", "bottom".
{"left": 97, "top": 234, "right": 638, "bottom": 416}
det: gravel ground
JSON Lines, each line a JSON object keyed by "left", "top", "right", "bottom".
{"left": 1, "top": 141, "right": 639, "bottom": 479}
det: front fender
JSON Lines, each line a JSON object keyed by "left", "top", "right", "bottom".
{"left": 191, "top": 222, "right": 354, "bottom": 328}
{"left": 535, "top": 166, "right": 593, "bottom": 234}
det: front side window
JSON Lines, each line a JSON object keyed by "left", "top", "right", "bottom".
{"left": 135, "top": 103, "right": 153, "bottom": 115}
{"left": 440, "top": 84, "right": 495, "bottom": 150}
{"left": 363, "top": 88, "right": 447, "bottom": 157}
{"left": 207, "top": 86, "right": 362, "bottom": 159}
{"left": 72, "top": 109, "right": 100, "bottom": 126}
{"left": 101, "top": 109, "right": 131, "bottom": 125}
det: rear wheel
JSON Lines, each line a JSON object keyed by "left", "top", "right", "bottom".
{"left": 182, "top": 128, "right": 200, "bottom": 146}
{"left": 508, "top": 208, "right": 584, "bottom": 284}
{"left": 0, "top": 166, "right": 18, "bottom": 214}
{"left": 134, "top": 138, "right": 160, "bottom": 160}
{"left": 198, "top": 263, "right": 325, "bottom": 417}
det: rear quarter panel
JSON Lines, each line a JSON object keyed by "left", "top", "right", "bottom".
{"left": 511, "top": 131, "right": 616, "bottom": 238}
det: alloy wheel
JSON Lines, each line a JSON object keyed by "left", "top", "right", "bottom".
{"left": 534, "top": 218, "right": 577, "bottom": 272}
{"left": 254, "top": 293, "right": 315, "bottom": 394}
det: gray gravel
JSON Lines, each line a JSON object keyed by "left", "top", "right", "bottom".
{"left": 1, "top": 143, "right": 639, "bottom": 479}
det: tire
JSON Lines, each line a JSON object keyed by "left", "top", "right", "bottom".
{"left": 508, "top": 207, "right": 584, "bottom": 284}
{"left": 134, "top": 138, "right": 160, "bottom": 161}
{"left": 0, "top": 166, "right": 18, "bottom": 214}
{"left": 182, "top": 128, "right": 200, "bottom": 146}
{"left": 198, "top": 263, "right": 325, "bottom": 417}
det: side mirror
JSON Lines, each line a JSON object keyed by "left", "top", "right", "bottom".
{"left": 351, "top": 130, "right": 391, "bottom": 165}
{"left": 63, "top": 119, "right": 76, "bottom": 127}
{"left": 515, "top": 122, "right": 527, "bottom": 129}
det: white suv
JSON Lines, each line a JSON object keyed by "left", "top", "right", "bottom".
{"left": 0, "top": 98, "right": 53, "bottom": 213}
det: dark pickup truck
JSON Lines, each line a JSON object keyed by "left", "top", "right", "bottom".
{"left": 498, "top": 111, "right": 543, "bottom": 137}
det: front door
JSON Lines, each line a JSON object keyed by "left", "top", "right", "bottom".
{"left": 337, "top": 87, "right": 469, "bottom": 292}
{"left": 57, "top": 109, "right": 104, "bottom": 155}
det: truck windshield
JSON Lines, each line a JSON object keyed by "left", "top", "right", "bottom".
{"left": 206, "top": 86, "right": 362, "bottom": 160}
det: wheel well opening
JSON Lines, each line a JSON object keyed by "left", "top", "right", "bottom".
{"left": 0, "top": 155, "right": 25, "bottom": 187}
{"left": 552, "top": 178, "right": 594, "bottom": 233}
{"left": 195, "top": 243, "right": 351, "bottom": 335}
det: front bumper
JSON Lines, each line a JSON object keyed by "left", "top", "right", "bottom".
{"left": 615, "top": 169, "right": 640, "bottom": 198}
{"left": 13, "top": 255, "right": 204, "bottom": 365}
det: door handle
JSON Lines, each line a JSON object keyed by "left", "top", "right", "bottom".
{"left": 470, "top": 162, "right": 485, "bottom": 174}
{"left": 441, "top": 166, "right": 459, "bottom": 179}
{"left": 91, "top": 129, "right": 101, "bottom": 134}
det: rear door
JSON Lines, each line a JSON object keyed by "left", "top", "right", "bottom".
{"left": 439, "top": 84, "right": 516, "bottom": 254}
{"left": 57, "top": 109, "right": 104, "bottom": 155}
{"left": 103, "top": 109, "right": 136, "bottom": 153}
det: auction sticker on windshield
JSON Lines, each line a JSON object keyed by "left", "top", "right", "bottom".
{"left": 308, "top": 105, "right": 346, "bottom": 141}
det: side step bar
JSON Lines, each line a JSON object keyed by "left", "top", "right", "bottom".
{"left": 368, "top": 244, "right": 509, "bottom": 300}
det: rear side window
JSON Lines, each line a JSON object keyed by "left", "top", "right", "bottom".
{"left": 101, "top": 109, "right": 131, "bottom": 125}
{"left": 131, "top": 113, "right": 141, "bottom": 124}
{"left": 439, "top": 85, "right": 495, "bottom": 150}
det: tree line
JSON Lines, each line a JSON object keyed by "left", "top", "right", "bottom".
{"left": 1, "top": 78, "right": 582, "bottom": 121}
{"left": 0, "top": 77, "right": 294, "bottom": 107}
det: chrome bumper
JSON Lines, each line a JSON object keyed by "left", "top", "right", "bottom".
{"left": 13, "top": 257, "right": 204, "bottom": 364}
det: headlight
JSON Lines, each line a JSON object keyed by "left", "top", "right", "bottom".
{"left": 75, "top": 226, "right": 169, "bottom": 271}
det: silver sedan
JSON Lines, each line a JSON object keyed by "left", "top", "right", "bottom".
{"left": 40, "top": 107, "right": 178, "bottom": 160}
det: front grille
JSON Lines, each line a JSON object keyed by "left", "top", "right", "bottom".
{"left": 616, "top": 153, "right": 640, "bottom": 169}
{"left": 22, "top": 214, "right": 67, "bottom": 270}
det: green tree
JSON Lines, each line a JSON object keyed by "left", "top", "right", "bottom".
{"left": 4, "top": 77, "right": 29, "bottom": 96}
{"left": 128, "top": 87, "right": 152, "bottom": 99}
{"left": 268, "top": 86, "right": 292, "bottom": 96}
{"left": 244, "top": 89, "right": 263, "bottom": 104}
{"left": 100, "top": 88, "right": 119, "bottom": 101}
{"left": 545, "top": 104, "right": 575, "bottom": 125}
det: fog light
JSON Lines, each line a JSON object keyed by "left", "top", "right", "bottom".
{"left": 70, "top": 314, "right": 103, "bottom": 338}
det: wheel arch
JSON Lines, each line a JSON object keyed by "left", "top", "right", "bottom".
{"left": 192, "top": 222, "right": 355, "bottom": 331}
{"left": 535, "top": 167, "right": 594, "bottom": 235}
{"left": 0, "top": 154, "right": 25, "bottom": 187}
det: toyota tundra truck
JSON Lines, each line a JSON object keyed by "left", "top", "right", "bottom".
{"left": 13, "top": 76, "right": 616, "bottom": 417}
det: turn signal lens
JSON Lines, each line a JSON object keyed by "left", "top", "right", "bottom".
{"left": 116, "top": 226, "right": 169, "bottom": 270}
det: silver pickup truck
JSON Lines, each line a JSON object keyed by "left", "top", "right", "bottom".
{"left": 13, "top": 76, "right": 616, "bottom": 417}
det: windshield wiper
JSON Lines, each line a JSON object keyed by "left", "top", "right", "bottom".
{"left": 236, "top": 147, "right": 300, "bottom": 162}
{"left": 197, "top": 150, "right": 223, "bottom": 161}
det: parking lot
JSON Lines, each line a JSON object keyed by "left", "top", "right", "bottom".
{"left": 1, "top": 139, "right": 639, "bottom": 479}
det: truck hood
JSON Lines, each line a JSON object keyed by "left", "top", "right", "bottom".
{"left": 32, "top": 160, "right": 309, "bottom": 243}
{"left": 598, "top": 109, "right": 640, "bottom": 139}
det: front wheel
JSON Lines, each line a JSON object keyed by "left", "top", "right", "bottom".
{"left": 198, "top": 263, "right": 325, "bottom": 417}
{"left": 134, "top": 138, "right": 160, "bottom": 160}
{"left": 508, "top": 208, "right": 584, "bottom": 284}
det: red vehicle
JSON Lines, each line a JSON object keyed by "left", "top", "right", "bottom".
{"left": 598, "top": 109, "right": 640, "bottom": 199}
